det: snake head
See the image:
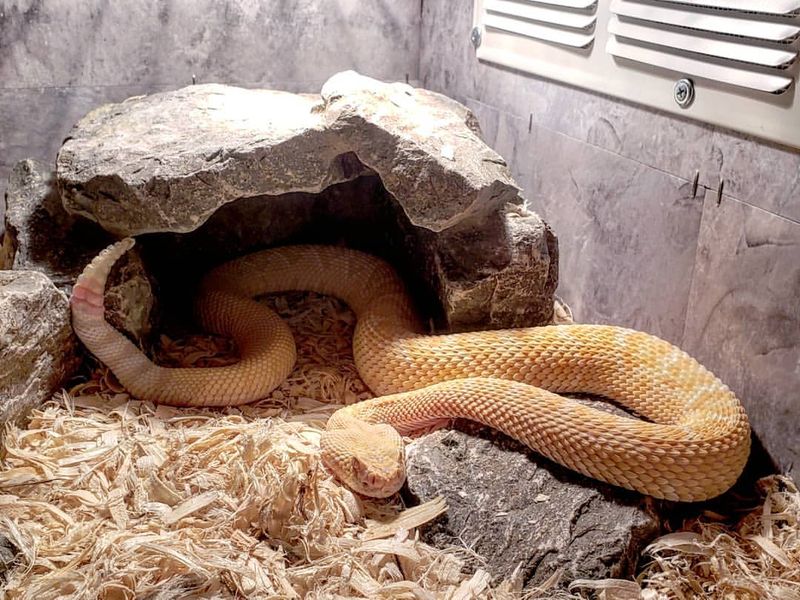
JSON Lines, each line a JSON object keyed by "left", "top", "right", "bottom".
{"left": 320, "top": 421, "right": 406, "bottom": 498}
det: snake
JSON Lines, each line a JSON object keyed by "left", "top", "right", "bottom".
{"left": 70, "top": 238, "right": 751, "bottom": 502}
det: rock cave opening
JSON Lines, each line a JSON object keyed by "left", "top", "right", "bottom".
{"left": 136, "top": 170, "right": 442, "bottom": 339}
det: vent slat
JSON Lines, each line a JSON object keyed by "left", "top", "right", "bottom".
{"left": 486, "top": 0, "right": 597, "bottom": 30}
{"left": 611, "top": 0, "right": 800, "bottom": 42}
{"left": 514, "top": 0, "right": 597, "bottom": 8}
{"left": 485, "top": 14, "right": 596, "bottom": 47}
{"left": 649, "top": 0, "right": 800, "bottom": 15}
{"left": 607, "top": 38, "right": 794, "bottom": 92}
{"left": 609, "top": 17, "right": 798, "bottom": 68}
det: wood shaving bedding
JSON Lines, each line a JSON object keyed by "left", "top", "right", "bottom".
{"left": 637, "top": 475, "right": 800, "bottom": 600}
{"left": 0, "top": 292, "right": 794, "bottom": 599}
{"left": 0, "top": 293, "right": 561, "bottom": 599}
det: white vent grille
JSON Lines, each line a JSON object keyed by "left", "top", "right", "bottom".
{"left": 484, "top": 0, "right": 598, "bottom": 48}
{"left": 608, "top": 0, "right": 799, "bottom": 94}
{"left": 473, "top": 0, "right": 800, "bottom": 148}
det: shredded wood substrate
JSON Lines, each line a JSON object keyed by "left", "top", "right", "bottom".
{"left": 0, "top": 292, "right": 797, "bottom": 599}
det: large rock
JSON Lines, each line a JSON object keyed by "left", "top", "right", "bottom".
{"left": 57, "top": 72, "right": 518, "bottom": 237}
{"left": 1, "top": 159, "right": 157, "bottom": 342}
{"left": 404, "top": 421, "right": 662, "bottom": 589}
{"left": 56, "top": 71, "right": 557, "bottom": 331}
{"left": 0, "top": 271, "right": 80, "bottom": 427}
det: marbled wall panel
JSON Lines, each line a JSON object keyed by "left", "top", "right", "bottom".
{"left": 683, "top": 192, "right": 800, "bottom": 473}
{"left": 419, "top": 0, "right": 800, "bottom": 222}
{"left": 0, "top": 0, "right": 419, "bottom": 89}
{"left": 703, "top": 131, "right": 800, "bottom": 224}
{"left": 464, "top": 98, "right": 530, "bottom": 189}
{"left": 475, "top": 106, "right": 703, "bottom": 344}
{"left": 530, "top": 130, "right": 703, "bottom": 344}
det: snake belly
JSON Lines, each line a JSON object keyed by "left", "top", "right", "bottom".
{"left": 70, "top": 239, "right": 751, "bottom": 502}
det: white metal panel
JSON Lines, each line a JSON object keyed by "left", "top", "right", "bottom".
{"left": 473, "top": 0, "right": 800, "bottom": 148}
{"left": 606, "top": 38, "right": 795, "bottom": 93}
{"left": 526, "top": 0, "right": 598, "bottom": 7}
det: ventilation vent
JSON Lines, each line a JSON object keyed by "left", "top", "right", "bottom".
{"left": 484, "top": 0, "right": 598, "bottom": 48}
{"left": 473, "top": 0, "right": 800, "bottom": 148}
{"left": 608, "top": 0, "right": 800, "bottom": 94}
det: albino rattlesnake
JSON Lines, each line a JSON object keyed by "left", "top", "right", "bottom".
{"left": 70, "top": 239, "right": 751, "bottom": 501}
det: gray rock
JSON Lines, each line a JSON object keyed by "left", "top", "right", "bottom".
{"left": 55, "top": 71, "right": 557, "bottom": 330}
{"left": 57, "top": 72, "right": 519, "bottom": 237}
{"left": 404, "top": 420, "right": 662, "bottom": 589}
{"left": 1, "top": 159, "right": 157, "bottom": 343}
{"left": 0, "top": 271, "right": 80, "bottom": 428}
{"left": 428, "top": 205, "right": 558, "bottom": 330}
{"left": 2, "top": 159, "right": 111, "bottom": 289}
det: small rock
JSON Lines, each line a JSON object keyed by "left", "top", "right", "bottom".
{"left": 1, "top": 159, "right": 110, "bottom": 290}
{"left": 429, "top": 205, "right": 558, "bottom": 330}
{"left": 0, "top": 271, "right": 80, "bottom": 428}
{"left": 404, "top": 420, "right": 662, "bottom": 589}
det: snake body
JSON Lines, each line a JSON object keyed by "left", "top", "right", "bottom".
{"left": 71, "top": 239, "right": 751, "bottom": 501}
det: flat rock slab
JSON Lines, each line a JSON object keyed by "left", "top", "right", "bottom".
{"left": 404, "top": 421, "right": 662, "bottom": 589}
{"left": 0, "top": 270, "right": 80, "bottom": 428}
{"left": 56, "top": 71, "right": 519, "bottom": 237}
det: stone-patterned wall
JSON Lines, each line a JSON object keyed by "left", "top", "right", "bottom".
{"left": 0, "top": 0, "right": 421, "bottom": 217}
{"left": 420, "top": 0, "right": 800, "bottom": 473}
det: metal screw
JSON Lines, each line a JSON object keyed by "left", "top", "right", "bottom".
{"left": 471, "top": 26, "right": 482, "bottom": 48}
{"left": 673, "top": 78, "right": 694, "bottom": 108}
